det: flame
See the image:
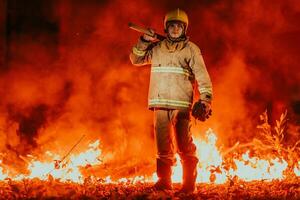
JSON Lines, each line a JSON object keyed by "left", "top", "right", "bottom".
{"left": 0, "top": 129, "right": 298, "bottom": 184}
{"left": 27, "top": 140, "right": 101, "bottom": 183}
{"left": 0, "top": 160, "right": 8, "bottom": 180}
{"left": 294, "top": 161, "right": 300, "bottom": 177}
{"left": 10, "top": 140, "right": 102, "bottom": 183}
{"left": 170, "top": 129, "right": 291, "bottom": 184}
{"left": 195, "top": 129, "right": 227, "bottom": 184}
{"left": 171, "top": 129, "right": 227, "bottom": 184}
{"left": 230, "top": 152, "right": 288, "bottom": 181}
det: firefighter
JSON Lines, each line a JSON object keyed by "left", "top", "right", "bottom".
{"left": 129, "top": 8, "right": 213, "bottom": 193}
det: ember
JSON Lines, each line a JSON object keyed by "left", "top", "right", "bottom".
{"left": 0, "top": 178, "right": 299, "bottom": 199}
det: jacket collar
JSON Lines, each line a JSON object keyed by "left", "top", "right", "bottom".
{"left": 160, "top": 37, "right": 189, "bottom": 52}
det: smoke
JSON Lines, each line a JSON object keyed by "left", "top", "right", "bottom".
{"left": 188, "top": 0, "right": 300, "bottom": 145}
{"left": 0, "top": 0, "right": 299, "bottom": 176}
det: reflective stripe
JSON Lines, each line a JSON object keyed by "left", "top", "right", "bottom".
{"left": 199, "top": 87, "right": 212, "bottom": 94}
{"left": 132, "top": 47, "right": 146, "bottom": 56}
{"left": 151, "top": 66, "right": 191, "bottom": 76}
{"left": 149, "top": 98, "right": 191, "bottom": 107}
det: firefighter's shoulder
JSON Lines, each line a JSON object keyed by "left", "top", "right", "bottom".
{"left": 186, "top": 41, "right": 202, "bottom": 55}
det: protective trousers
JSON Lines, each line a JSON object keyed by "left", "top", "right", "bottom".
{"left": 154, "top": 109, "right": 198, "bottom": 183}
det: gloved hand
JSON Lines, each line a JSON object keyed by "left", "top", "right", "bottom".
{"left": 191, "top": 100, "right": 212, "bottom": 121}
{"left": 142, "top": 29, "right": 157, "bottom": 42}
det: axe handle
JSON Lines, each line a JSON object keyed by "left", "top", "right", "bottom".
{"left": 128, "top": 22, "right": 166, "bottom": 41}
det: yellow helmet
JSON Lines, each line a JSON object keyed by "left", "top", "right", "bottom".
{"left": 164, "top": 8, "right": 189, "bottom": 31}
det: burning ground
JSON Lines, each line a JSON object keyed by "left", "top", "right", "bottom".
{"left": 0, "top": 112, "right": 299, "bottom": 199}
{"left": 0, "top": 180, "right": 299, "bottom": 199}
{"left": 0, "top": 0, "right": 299, "bottom": 199}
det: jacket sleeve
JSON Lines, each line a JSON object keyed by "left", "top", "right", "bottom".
{"left": 189, "top": 44, "right": 213, "bottom": 102}
{"left": 129, "top": 36, "right": 153, "bottom": 66}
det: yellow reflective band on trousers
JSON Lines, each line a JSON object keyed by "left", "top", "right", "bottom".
{"left": 149, "top": 98, "right": 191, "bottom": 107}
{"left": 132, "top": 47, "right": 146, "bottom": 56}
{"left": 151, "top": 66, "right": 191, "bottom": 76}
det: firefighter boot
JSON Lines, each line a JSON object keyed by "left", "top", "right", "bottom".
{"left": 179, "top": 160, "right": 197, "bottom": 193}
{"left": 153, "top": 159, "right": 172, "bottom": 191}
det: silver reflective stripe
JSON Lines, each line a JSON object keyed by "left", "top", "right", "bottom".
{"left": 149, "top": 98, "right": 191, "bottom": 107}
{"left": 151, "top": 66, "right": 191, "bottom": 76}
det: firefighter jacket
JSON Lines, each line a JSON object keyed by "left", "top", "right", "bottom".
{"left": 130, "top": 37, "right": 213, "bottom": 111}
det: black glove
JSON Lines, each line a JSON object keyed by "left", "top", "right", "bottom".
{"left": 191, "top": 100, "right": 212, "bottom": 121}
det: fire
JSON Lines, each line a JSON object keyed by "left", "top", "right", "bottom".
{"left": 0, "top": 160, "right": 8, "bottom": 180}
{"left": 27, "top": 140, "right": 101, "bottom": 183}
{"left": 0, "top": 129, "right": 299, "bottom": 184}
{"left": 194, "top": 129, "right": 227, "bottom": 184}
{"left": 294, "top": 161, "right": 300, "bottom": 176}
{"left": 0, "top": 140, "right": 102, "bottom": 183}
{"left": 230, "top": 152, "right": 288, "bottom": 181}
{"left": 171, "top": 129, "right": 227, "bottom": 184}
{"left": 170, "top": 129, "right": 296, "bottom": 184}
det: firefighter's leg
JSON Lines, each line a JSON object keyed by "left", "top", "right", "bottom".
{"left": 172, "top": 110, "right": 198, "bottom": 193}
{"left": 153, "top": 109, "right": 175, "bottom": 190}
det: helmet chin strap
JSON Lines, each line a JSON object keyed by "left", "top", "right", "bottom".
{"left": 166, "top": 33, "right": 187, "bottom": 42}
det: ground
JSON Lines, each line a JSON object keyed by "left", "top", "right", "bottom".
{"left": 0, "top": 178, "right": 299, "bottom": 199}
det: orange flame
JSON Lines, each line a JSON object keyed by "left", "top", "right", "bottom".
{"left": 0, "top": 160, "right": 8, "bottom": 180}
{"left": 14, "top": 140, "right": 101, "bottom": 183}
{"left": 30, "top": 140, "right": 101, "bottom": 183}
{"left": 230, "top": 152, "right": 288, "bottom": 181}
{"left": 294, "top": 161, "right": 300, "bottom": 177}
{"left": 0, "top": 129, "right": 299, "bottom": 184}
{"left": 170, "top": 129, "right": 291, "bottom": 184}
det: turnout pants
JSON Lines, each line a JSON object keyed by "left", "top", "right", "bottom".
{"left": 154, "top": 109, "right": 198, "bottom": 175}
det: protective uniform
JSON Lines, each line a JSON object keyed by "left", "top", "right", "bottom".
{"left": 129, "top": 9, "right": 213, "bottom": 193}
